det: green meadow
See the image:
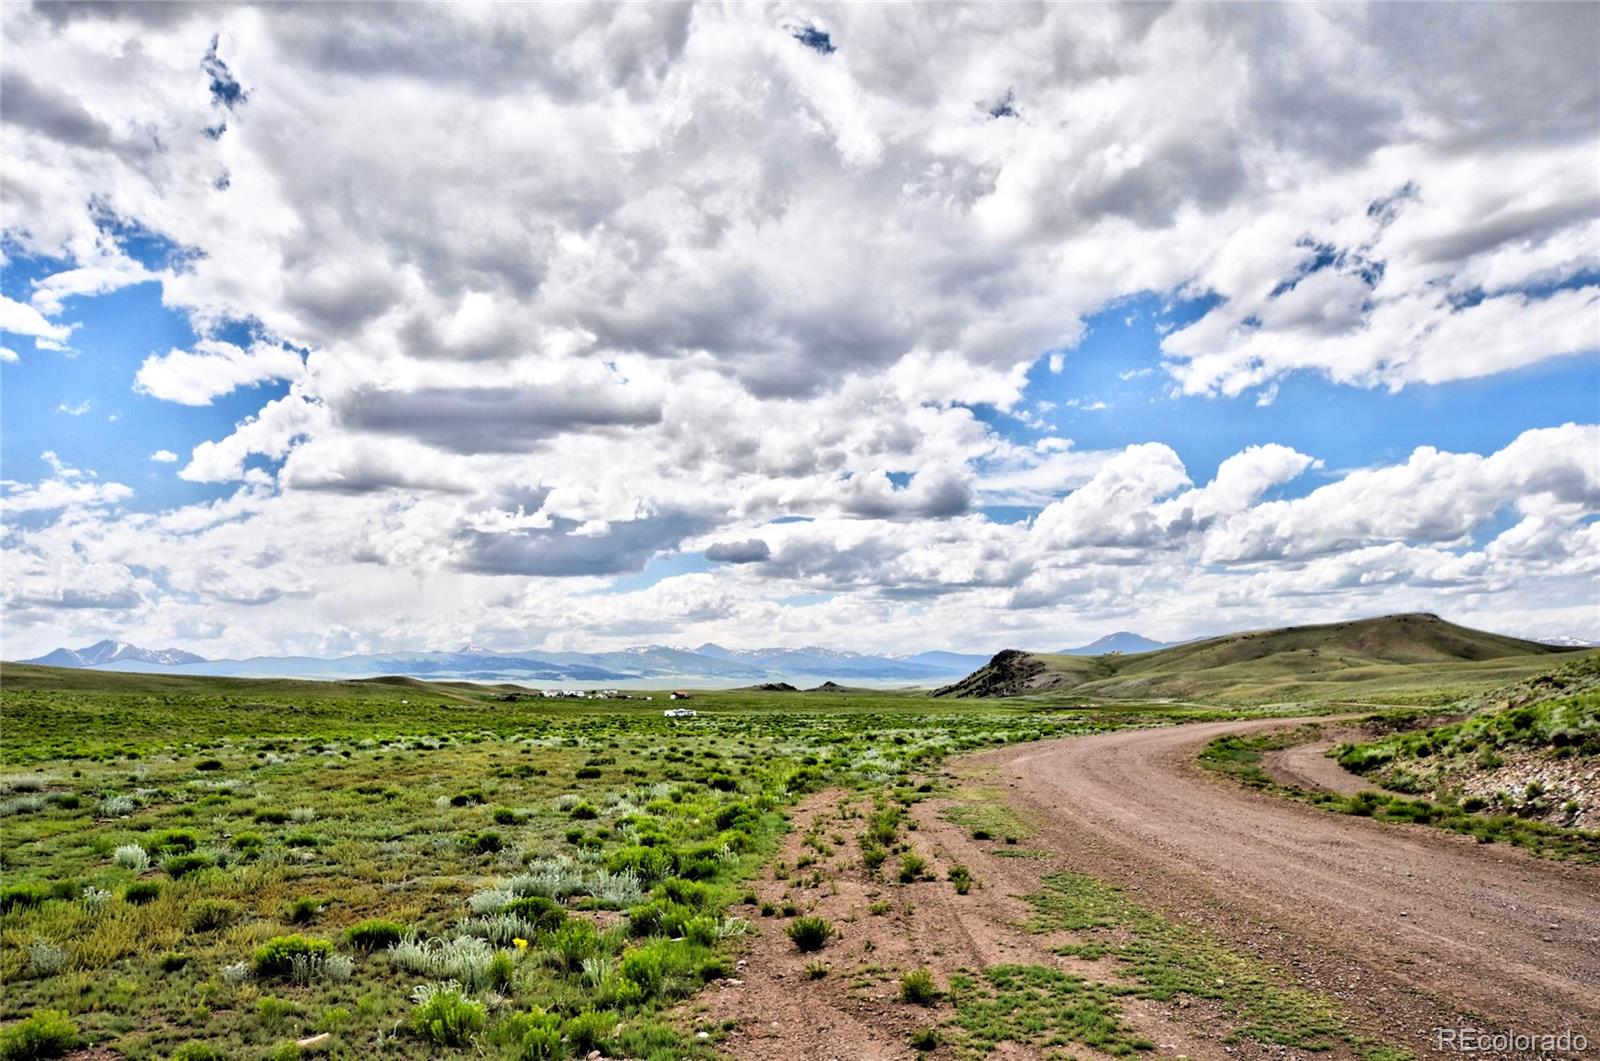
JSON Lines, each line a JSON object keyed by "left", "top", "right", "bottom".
{"left": 1, "top": 665, "right": 1247, "bottom": 1060}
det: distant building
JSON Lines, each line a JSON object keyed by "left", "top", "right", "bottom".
{"left": 669, "top": 690, "right": 692, "bottom": 700}
{"left": 664, "top": 707, "right": 696, "bottom": 718}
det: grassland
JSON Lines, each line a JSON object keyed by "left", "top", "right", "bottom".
{"left": 0, "top": 663, "right": 1263, "bottom": 1060}
{"left": 935, "top": 614, "right": 1585, "bottom": 705}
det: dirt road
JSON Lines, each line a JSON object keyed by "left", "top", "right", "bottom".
{"left": 986, "top": 717, "right": 1600, "bottom": 1038}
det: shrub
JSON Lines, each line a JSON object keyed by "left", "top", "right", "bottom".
{"left": 619, "top": 945, "right": 667, "bottom": 998}
{"left": 492, "top": 806, "right": 524, "bottom": 825}
{"left": 948, "top": 864, "right": 973, "bottom": 894}
{"left": 0, "top": 884, "right": 48, "bottom": 913}
{"left": 503, "top": 896, "right": 566, "bottom": 933}
{"left": 899, "top": 968, "right": 940, "bottom": 1004}
{"left": 410, "top": 982, "right": 486, "bottom": 1047}
{"left": 184, "top": 899, "right": 237, "bottom": 933}
{"left": 162, "top": 853, "right": 211, "bottom": 879}
{"left": 389, "top": 934, "right": 499, "bottom": 990}
{"left": 504, "top": 1009, "right": 563, "bottom": 1060}
{"left": 911, "top": 1026, "right": 940, "bottom": 1051}
{"left": 806, "top": 960, "right": 829, "bottom": 979}
{"left": 195, "top": 759, "right": 224, "bottom": 772}
{"left": 113, "top": 844, "right": 150, "bottom": 872}
{"left": 345, "top": 919, "right": 405, "bottom": 951}
{"left": 0, "top": 1009, "right": 79, "bottom": 1060}
{"left": 124, "top": 881, "right": 161, "bottom": 905}
{"left": 97, "top": 795, "right": 135, "bottom": 817}
{"left": 655, "top": 876, "right": 715, "bottom": 909}
{"left": 285, "top": 897, "right": 322, "bottom": 924}
{"left": 569, "top": 801, "right": 599, "bottom": 820}
{"left": 576, "top": 766, "right": 603, "bottom": 780}
{"left": 563, "top": 1010, "right": 619, "bottom": 1054}
{"left": 685, "top": 915, "right": 719, "bottom": 947}
{"left": 253, "top": 935, "right": 334, "bottom": 979}
{"left": 170, "top": 1045, "right": 226, "bottom": 1061}
{"left": 159, "top": 952, "right": 189, "bottom": 973}
{"left": 27, "top": 940, "right": 66, "bottom": 976}
{"left": 462, "top": 830, "right": 504, "bottom": 854}
{"left": 786, "top": 916, "right": 833, "bottom": 952}
{"left": 626, "top": 899, "right": 694, "bottom": 939}
{"left": 607, "top": 844, "right": 675, "bottom": 885}
{"left": 898, "top": 852, "right": 926, "bottom": 883}
{"left": 548, "top": 920, "right": 601, "bottom": 972}
{"left": 232, "top": 832, "right": 266, "bottom": 854}
{"left": 147, "top": 829, "right": 199, "bottom": 854}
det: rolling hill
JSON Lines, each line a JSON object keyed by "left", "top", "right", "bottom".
{"left": 934, "top": 613, "right": 1587, "bottom": 705}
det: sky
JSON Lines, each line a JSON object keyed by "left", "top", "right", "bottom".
{"left": 1, "top": 2, "right": 1597, "bottom": 660}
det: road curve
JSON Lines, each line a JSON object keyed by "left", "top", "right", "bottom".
{"left": 979, "top": 717, "right": 1600, "bottom": 1036}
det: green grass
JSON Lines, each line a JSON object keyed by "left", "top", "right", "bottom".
{"left": 1334, "top": 655, "right": 1600, "bottom": 794}
{"left": 1199, "top": 727, "right": 1600, "bottom": 862}
{"left": 1021, "top": 873, "right": 1408, "bottom": 1060}
{"left": 947, "top": 964, "right": 1152, "bottom": 1058}
{"left": 1, "top": 663, "right": 1281, "bottom": 1057}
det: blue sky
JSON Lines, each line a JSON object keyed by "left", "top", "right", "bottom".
{"left": 2, "top": 3, "right": 1596, "bottom": 658}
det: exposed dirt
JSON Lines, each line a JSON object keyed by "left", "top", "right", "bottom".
{"left": 703, "top": 717, "right": 1600, "bottom": 1061}
{"left": 696, "top": 788, "right": 1251, "bottom": 1061}
{"left": 986, "top": 718, "right": 1600, "bottom": 1048}
{"left": 1262, "top": 730, "right": 1402, "bottom": 797}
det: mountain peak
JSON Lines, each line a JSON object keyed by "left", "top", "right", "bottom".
{"left": 1058, "top": 632, "right": 1169, "bottom": 656}
{"left": 23, "top": 640, "right": 208, "bottom": 668}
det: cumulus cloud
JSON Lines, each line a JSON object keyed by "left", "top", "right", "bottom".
{"left": 150, "top": 449, "right": 179, "bottom": 463}
{"left": 1, "top": 5, "right": 1596, "bottom": 656}
{"left": 0, "top": 295, "right": 73, "bottom": 346}
{"left": 135, "top": 340, "right": 305, "bottom": 406}
{"left": 705, "top": 538, "right": 771, "bottom": 564}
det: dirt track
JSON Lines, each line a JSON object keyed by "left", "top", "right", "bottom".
{"left": 985, "top": 717, "right": 1600, "bottom": 1040}
{"left": 703, "top": 718, "right": 1599, "bottom": 1060}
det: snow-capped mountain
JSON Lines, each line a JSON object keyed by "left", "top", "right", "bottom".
{"left": 24, "top": 640, "right": 208, "bottom": 668}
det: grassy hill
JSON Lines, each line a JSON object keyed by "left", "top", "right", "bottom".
{"left": 934, "top": 613, "right": 1587, "bottom": 705}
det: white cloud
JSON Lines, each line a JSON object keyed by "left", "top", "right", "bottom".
{"left": 0, "top": 5, "right": 1595, "bottom": 656}
{"left": 56, "top": 399, "right": 92, "bottom": 416}
{"left": 135, "top": 340, "right": 305, "bottom": 406}
{"left": 150, "top": 449, "right": 179, "bottom": 463}
{"left": 0, "top": 294, "right": 74, "bottom": 345}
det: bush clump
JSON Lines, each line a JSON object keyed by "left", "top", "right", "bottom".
{"left": 502, "top": 896, "right": 566, "bottom": 933}
{"left": 345, "top": 919, "right": 405, "bottom": 951}
{"left": 786, "top": 915, "right": 833, "bottom": 952}
{"left": 162, "top": 853, "right": 211, "bottom": 879}
{"left": 0, "top": 1009, "right": 79, "bottom": 1061}
{"left": 410, "top": 983, "right": 486, "bottom": 1046}
{"left": 899, "top": 968, "right": 941, "bottom": 1004}
{"left": 562, "top": 1010, "right": 619, "bottom": 1054}
{"left": 123, "top": 881, "right": 161, "bottom": 905}
{"left": 253, "top": 935, "right": 334, "bottom": 979}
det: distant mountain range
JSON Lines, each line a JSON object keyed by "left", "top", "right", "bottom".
{"left": 24, "top": 640, "right": 207, "bottom": 669}
{"left": 18, "top": 638, "right": 1003, "bottom": 686}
